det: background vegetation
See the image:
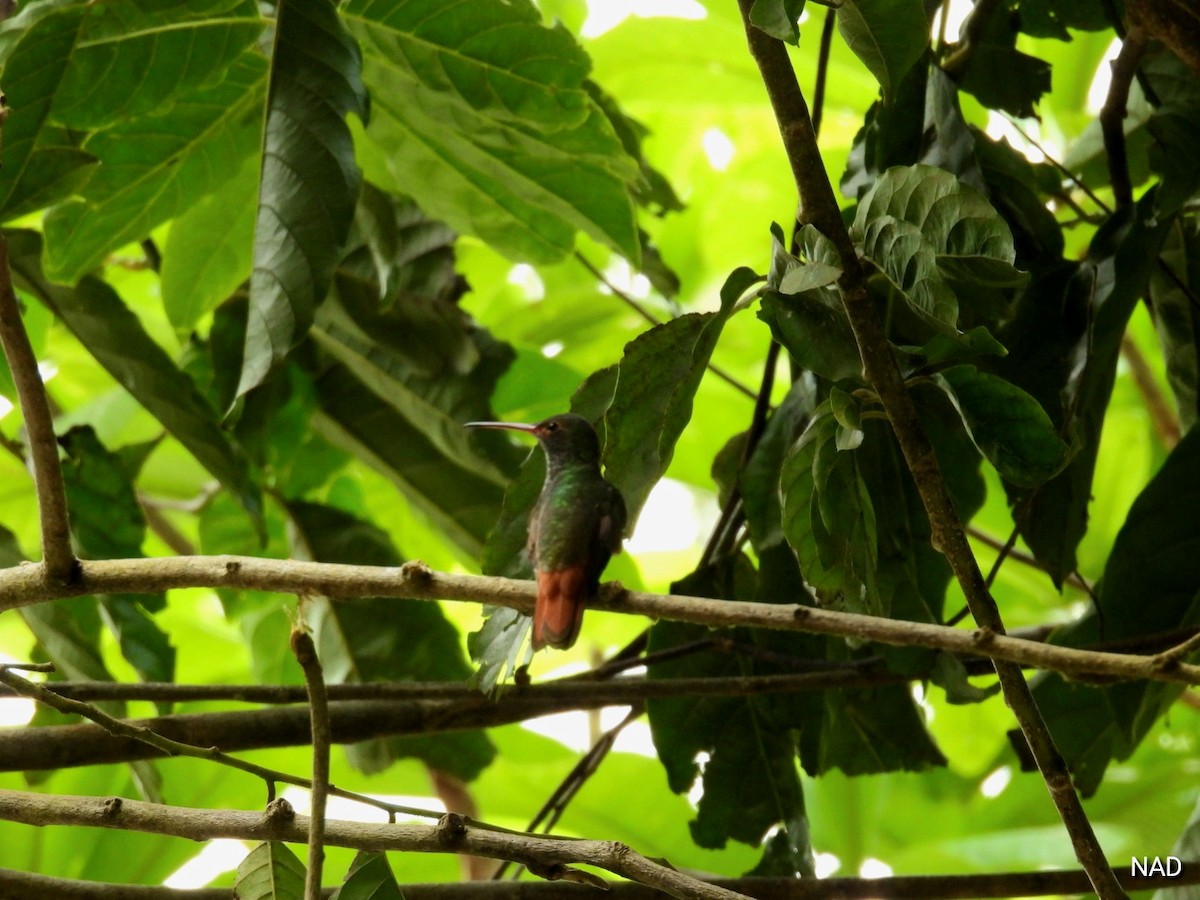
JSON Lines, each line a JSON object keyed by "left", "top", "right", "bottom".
{"left": 0, "top": 0, "right": 1198, "bottom": 897}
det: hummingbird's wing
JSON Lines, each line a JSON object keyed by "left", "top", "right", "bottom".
{"left": 596, "top": 481, "right": 627, "bottom": 557}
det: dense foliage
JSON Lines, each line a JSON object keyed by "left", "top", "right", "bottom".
{"left": 0, "top": 0, "right": 1198, "bottom": 895}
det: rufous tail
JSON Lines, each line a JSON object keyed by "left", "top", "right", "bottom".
{"left": 533, "top": 567, "right": 588, "bottom": 650}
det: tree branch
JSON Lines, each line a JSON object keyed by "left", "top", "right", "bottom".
{"left": 0, "top": 557, "right": 1197, "bottom": 688}
{"left": 0, "top": 234, "right": 76, "bottom": 585}
{"left": 1120, "top": 333, "right": 1182, "bottom": 449}
{"left": 3, "top": 860, "right": 1198, "bottom": 899}
{"left": 734, "top": 5, "right": 1126, "bottom": 896}
{"left": 1100, "top": 31, "right": 1148, "bottom": 209}
{"left": 291, "top": 626, "right": 329, "bottom": 900}
{"left": 0, "top": 791, "right": 751, "bottom": 900}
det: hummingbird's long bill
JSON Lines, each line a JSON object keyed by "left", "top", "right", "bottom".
{"left": 464, "top": 421, "right": 538, "bottom": 432}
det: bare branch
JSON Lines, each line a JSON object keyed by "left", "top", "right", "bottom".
{"left": 1121, "top": 333, "right": 1182, "bottom": 449}
{"left": 0, "top": 234, "right": 76, "bottom": 585}
{"left": 0, "top": 557, "right": 1197, "bottom": 688}
{"left": 0, "top": 791, "right": 752, "bottom": 900}
{"left": 291, "top": 626, "right": 329, "bottom": 900}
{"left": 1100, "top": 31, "right": 1148, "bottom": 209}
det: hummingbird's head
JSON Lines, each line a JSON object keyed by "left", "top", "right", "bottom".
{"left": 465, "top": 413, "right": 602, "bottom": 467}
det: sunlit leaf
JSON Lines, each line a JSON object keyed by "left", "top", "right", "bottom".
{"left": 235, "top": 843, "right": 305, "bottom": 900}
{"left": 837, "top": 0, "right": 928, "bottom": 99}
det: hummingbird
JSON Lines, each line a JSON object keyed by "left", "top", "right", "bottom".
{"left": 466, "top": 414, "right": 627, "bottom": 650}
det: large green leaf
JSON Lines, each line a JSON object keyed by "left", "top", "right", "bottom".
{"left": 780, "top": 405, "right": 881, "bottom": 615}
{"left": 344, "top": 0, "right": 640, "bottom": 264}
{"left": 0, "top": 1, "right": 96, "bottom": 221}
{"left": 311, "top": 363, "right": 504, "bottom": 557}
{"left": 749, "top": 0, "right": 807, "bottom": 45}
{"left": 235, "top": 843, "right": 305, "bottom": 900}
{"left": 42, "top": 51, "right": 268, "bottom": 283}
{"left": 290, "top": 501, "right": 495, "bottom": 780}
{"left": 237, "top": 0, "right": 369, "bottom": 398}
{"left": 161, "top": 153, "right": 258, "bottom": 332}
{"left": 1151, "top": 217, "right": 1200, "bottom": 431}
{"left": 837, "top": 0, "right": 928, "bottom": 100}
{"left": 934, "top": 364, "right": 1067, "bottom": 488}
{"left": 53, "top": 0, "right": 263, "bottom": 131}
{"left": 58, "top": 427, "right": 175, "bottom": 691}
{"left": 601, "top": 267, "right": 759, "bottom": 522}
{"left": 1033, "top": 426, "right": 1200, "bottom": 795}
{"left": 851, "top": 165, "right": 1026, "bottom": 334}
{"left": 1004, "top": 194, "right": 1173, "bottom": 586}
{"left": 6, "top": 229, "right": 263, "bottom": 527}
{"left": 646, "top": 559, "right": 817, "bottom": 875}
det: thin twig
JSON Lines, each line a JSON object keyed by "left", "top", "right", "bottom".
{"left": 1120, "top": 333, "right": 1182, "bottom": 449}
{"left": 810, "top": 8, "right": 836, "bottom": 137}
{"left": 967, "top": 526, "right": 1094, "bottom": 593}
{"left": 999, "top": 116, "right": 1112, "bottom": 214}
{"left": 734, "top": 5, "right": 1126, "bottom": 896}
{"left": 495, "top": 705, "right": 644, "bottom": 882}
{"left": 139, "top": 498, "right": 197, "bottom": 556}
{"left": 0, "top": 234, "right": 76, "bottom": 585}
{"left": 574, "top": 251, "right": 759, "bottom": 401}
{"left": 1100, "top": 32, "right": 1148, "bottom": 209}
{"left": 291, "top": 626, "right": 329, "bottom": 900}
{"left": 0, "top": 665, "right": 447, "bottom": 822}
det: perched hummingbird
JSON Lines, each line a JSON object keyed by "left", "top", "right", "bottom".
{"left": 466, "top": 414, "right": 627, "bottom": 650}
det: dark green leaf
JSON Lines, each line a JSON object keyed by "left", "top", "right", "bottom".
{"left": 19, "top": 597, "right": 111, "bottom": 684}
{"left": 837, "top": 0, "right": 928, "bottom": 99}
{"left": 235, "top": 843, "right": 305, "bottom": 900}
{"left": 956, "top": 5, "right": 1051, "bottom": 117}
{"left": 1016, "top": 0, "right": 1113, "bottom": 37}
{"left": 852, "top": 165, "right": 1025, "bottom": 334}
{"left": 7, "top": 230, "right": 263, "bottom": 528}
{"left": 817, "top": 679, "right": 946, "bottom": 773}
{"left": 98, "top": 595, "right": 176, "bottom": 689}
{"left": 780, "top": 406, "right": 881, "bottom": 615}
{"left": 934, "top": 364, "right": 1067, "bottom": 488}
{"left": 646, "top": 559, "right": 816, "bottom": 873}
{"left": 749, "top": 0, "right": 807, "bottom": 45}
{"left": 290, "top": 501, "right": 495, "bottom": 779}
{"left": 331, "top": 851, "right": 405, "bottom": 900}
{"left": 0, "top": 2, "right": 97, "bottom": 221}
{"left": 1151, "top": 219, "right": 1200, "bottom": 431}
{"left": 930, "top": 651, "right": 1000, "bottom": 704}
{"left": 919, "top": 66, "right": 985, "bottom": 192}
{"left": 1033, "top": 426, "right": 1200, "bottom": 795}
{"left": 899, "top": 325, "right": 1007, "bottom": 374}
{"left": 1004, "top": 195, "right": 1174, "bottom": 585}
{"left": 311, "top": 363, "right": 506, "bottom": 558}
{"left": 345, "top": 0, "right": 640, "bottom": 264}
{"left": 841, "top": 60, "right": 927, "bottom": 200}
{"left": 741, "top": 376, "right": 817, "bottom": 551}
{"left": 973, "top": 129, "right": 1065, "bottom": 266}
{"left": 42, "top": 52, "right": 268, "bottom": 284}
{"left": 237, "top": 0, "right": 368, "bottom": 397}
{"left": 601, "top": 267, "right": 759, "bottom": 521}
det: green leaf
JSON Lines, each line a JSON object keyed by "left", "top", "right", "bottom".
{"left": 289, "top": 501, "right": 495, "bottom": 779}
{"left": 235, "top": 843, "right": 305, "bottom": 900}
{"left": 852, "top": 165, "right": 1026, "bottom": 334}
{"left": 42, "top": 52, "right": 268, "bottom": 284}
{"left": 741, "top": 377, "right": 817, "bottom": 550}
{"left": 1033, "top": 426, "right": 1200, "bottom": 795}
{"left": 53, "top": 0, "right": 263, "bottom": 131}
{"left": 929, "top": 651, "right": 1000, "bottom": 705}
{"left": 899, "top": 325, "right": 1007, "bottom": 374}
{"left": 345, "top": 0, "right": 640, "bottom": 264}
{"left": 837, "top": 0, "right": 928, "bottom": 99}
{"left": 19, "top": 598, "right": 112, "bottom": 684}
{"left": 780, "top": 406, "right": 881, "bottom": 614}
{"left": 1151, "top": 214, "right": 1200, "bottom": 432}
{"left": 332, "top": 851, "right": 405, "bottom": 900}
{"left": 161, "top": 153, "right": 258, "bottom": 332}
{"left": 58, "top": 426, "right": 176, "bottom": 692}
{"left": 934, "top": 364, "right": 1067, "bottom": 488}
{"left": 600, "top": 267, "right": 759, "bottom": 521}
{"left": 749, "top": 0, "right": 807, "bottom": 45}
{"left": 0, "top": 1, "right": 97, "bottom": 221}
{"left": 646, "top": 559, "right": 816, "bottom": 873}
{"left": 956, "top": 7, "right": 1050, "bottom": 118}
{"left": 7, "top": 230, "right": 263, "bottom": 528}
{"left": 237, "top": 0, "right": 369, "bottom": 398}
{"left": 311, "top": 362, "right": 506, "bottom": 559}
{"left": 1002, "top": 194, "right": 1174, "bottom": 586}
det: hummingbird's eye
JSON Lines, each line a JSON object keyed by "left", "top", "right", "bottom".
{"left": 545, "top": 421, "right": 559, "bottom": 431}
